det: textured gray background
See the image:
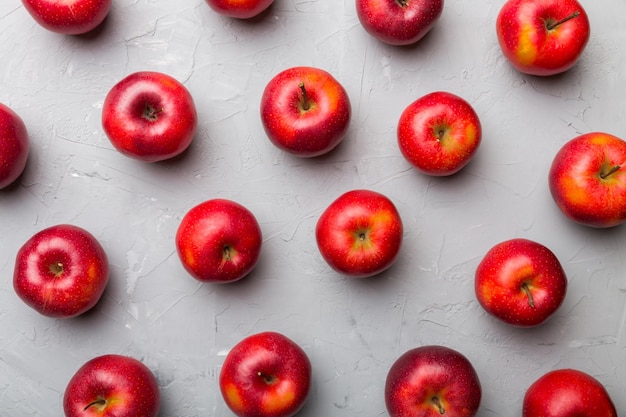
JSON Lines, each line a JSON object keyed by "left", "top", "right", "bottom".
{"left": 1, "top": 0, "right": 625, "bottom": 415}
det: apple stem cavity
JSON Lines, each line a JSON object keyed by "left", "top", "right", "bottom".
{"left": 431, "top": 396, "right": 446, "bottom": 415}
{"left": 545, "top": 11, "right": 580, "bottom": 31}
{"left": 298, "top": 82, "right": 312, "bottom": 111}
{"left": 49, "top": 262, "right": 64, "bottom": 277}
{"left": 142, "top": 103, "right": 163, "bottom": 122}
{"left": 223, "top": 246, "right": 232, "bottom": 262}
{"left": 395, "top": 0, "right": 409, "bottom": 7}
{"left": 521, "top": 282, "right": 536, "bottom": 309}
{"left": 83, "top": 398, "right": 107, "bottom": 411}
{"left": 257, "top": 371, "right": 278, "bottom": 385}
{"left": 600, "top": 165, "right": 621, "bottom": 179}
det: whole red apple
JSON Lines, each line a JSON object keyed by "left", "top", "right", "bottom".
{"left": 523, "top": 369, "right": 617, "bottom": 417}
{"left": 0, "top": 103, "right": 29, "bottom": 189}
{"left": 205, "top": 0, "right": 274, "bottom": 18}
{"left": 22, "top": 0, "right": 112, "bottom": 35}
{"left": 549, "top": 132, "right": 626, "bottom": 228}
{"left": 397, "top": 91, "right": 481, "bottom": 176}
{"left": 475, "top": 238, "right": 567, "bottom": 327}
{"left": 13, "top": 224, "right": 109, "bottom": 319}
{"left": 102, "top": 71, "right": 198, "bottom": 162}
{"left": 63, "top": 354, "right": 160, "bottom": 417}
{"left": 356, "top": 0, "right": 444, "bottom": 46}
{"left": 385, "top": 345, "right": 482, "bottom": 417}
{"left": 496, "top": 0, "right": 590, "bottom": 76}
{"left": 176, "top": 199, "right": 263, "bottom": 283}
{"left": 219, "top": 331, "right": 312, "bottom": 417}
{"left": 260, "top": 66, "right": 351, "bottom": 158}
{"left": 316, "top": 189, "right": 403, "bottom": 278}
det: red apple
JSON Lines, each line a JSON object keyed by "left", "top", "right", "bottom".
{"left": 549, "top": 132, "right": 626, "bottom": 228}
{"left": 397, "top": 91, "right": 481, "bottom": 176}
{"left": 316, "top": 189, "right": 403, "bottom": 278}
{"left": 0, "top": 103, "right": 29, "bottom": 189}
{"left": 385, "top": 345, "right": 482, "bottom": 417}
{"left": 496, "top": 0, "right": 590, "bottom": 76}
{"left": 260, "top": 66, "right": 351, "bottom": 158}
{"left": 356, "top": 0, "right": 444, "bottom": 46}
{"left": 523, "top": 369, "right": 617, "bottom": 417}
{"left": 102, "top": 71, "right": 198, "bottom": 162}
{"left": 219, "top": 331, "right": 312, "bottom": 417}
{"left": 22, "top": 0, "right": 112, "bottom": 35}
{"left": 63, "top": 354, "right": 160, "bottom": 417}
{"left": 176, "top": 199, "right": 263, "bottom": 283}
{"left": 475, "top": 238, "right": 567, "bottom": 327}
{"left": 13, "top": 224, "right": 109, "bottom": 319}
{"left": 205, "top": 0, "right": 274, "bottom": 19}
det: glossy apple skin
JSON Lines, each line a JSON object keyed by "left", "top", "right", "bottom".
{"left": 398, "top": 91, "right": 481, "bottom": 176}
{"left": 260, "top": 66, "right": 351, "bottom": 158}
{"left": 102, "top": 71, "right": 198, "bottom": 162}
{"left": 475, "top": 238, "right": 567, "bottom": 327}
{"left": 385, "top": 345, "right": 482, "bottom": 417}
{"left": 176, "top": 199, "right": 263, "bottom": 283}
{"left": 219, "top": 331, "right": 312, "bottom": 417}
{"left": 13, "top": 224, "right": 109, "bottom": 319}
{"left": 22, "top": 0, "right": 112, "bottom": 35}
{"left": 205, "top": 0, "right": 274, "bottom": 18}
{"left": 496, "top": 0, "right": 590, "bottom": 76}
{"left": 316, "top": 189, "right": 403, "bottom": 278}
{"left": 0, "top": 103, "right": 29, "bottom": 189}
{"left": 63, "top": 354, "right": 160, "bottom": 417}
{"left": 549, "top": 132, "right": 626, "bottom": 228}
{"left": 356, "top": 0, "right": 444, "bottom": 46}
{"left": 523, "top": 369, "right": 617, "bottom": 417}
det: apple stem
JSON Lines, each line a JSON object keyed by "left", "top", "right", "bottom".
{"left": 521, "top": 282, "right": 535, "bottom": 309}
{"left": 257, "top": 371, "right": 277, "bottom": 385}
{"left": 395, "top": 0, "right": 409, "bottom": 7}
{"left": 600, "top": 165, "right": 621, "bottom": 179}
{"left": 546, "top": 11, "right": 580, "bottom": 31}
{"left": 431, "top": 396, "right": 446, "bottom": 415}
{"left": 83, "top": 398, "right": 107, "bottom": 411}
{"left": 298, "top": 82, "right": 311, "bottom": 111}
{"left": 143, "top": 103, "right": 163, "bottom": 121}
{"left": 223, "top": 246, "right": 232, "bottom": 261}
{"left": 49, "top": 262, "right": 64, "bottom": 276}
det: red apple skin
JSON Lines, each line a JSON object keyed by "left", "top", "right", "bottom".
{"left": 475, "top": 238, "right": 567, "bottom": 327}
{"left": 523, "top": 369, "right": 617, "bottom": 417}
{"left": 549, "top": 132, "right": 626, "bottom": 228}
{"left": 397, "top": 91, "right": 481, "bottom": 176}
{"left": 176, "top": 199, "right": 263, "bottom": 283}
{"left": 102, "top": 71, "right": 198, "bottom": 162}
{"left": 205, "top": 0, "right": 274, "bottom": 18}
{"left": 63, "top": 354, "right": 160, "bottom": 417}
{"left": 316, "top": 189, "right": 403, "bottom": 278}
{"left": 219, "top": 331, "right": 312, "bottom": 417}
{"left": 496, "top": 0, "right": 590, "bottom": 76}
{"left": 260, "top": 66, "right": 351, "bottom": 158}
{"left": 0, "top": 103, "right": 29, "bottom": 189}
{"left": 385, "top": 345, "right": 482, "bottom": 417}
{"left": 13, "top": 224, "right": 109, "bottom": 319}
{"left": 22, "top": 0, "right": 112, "bottom": 35}
{"left": 356, "top": 0, "right": 444, "bottom": 46}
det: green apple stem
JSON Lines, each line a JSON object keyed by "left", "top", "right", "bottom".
{"left": 298, "top": 82, "right": 311, "bottom": 111}
{"left": 546, "top": 11, "right": 580, "bottom": 31}
{"left": 143, "top": 103, "right": 163, "bottom": 121}
{"left": 521, "top": 282, "right": 535, "bottom": 309}
{"left": 600, "top": 165, "right": 621, "bottom": 179}
{"left": 83, "top": 398, "right": 107, "bottom": 411}
{"left": 431, "top": 396, "right": 445, "bottom": 415}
